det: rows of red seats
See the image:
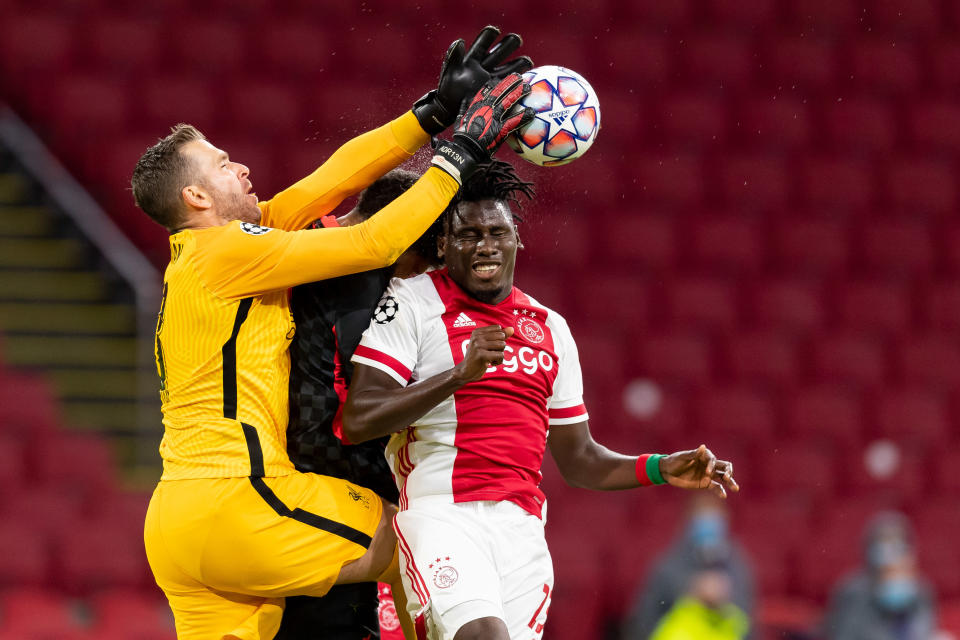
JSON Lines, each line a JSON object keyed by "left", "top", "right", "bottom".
{"left": 0, "top": 369, "right": 171, "bottom": 638}
{"left": 2, "top": 1, "right": 960, "bottom": 638}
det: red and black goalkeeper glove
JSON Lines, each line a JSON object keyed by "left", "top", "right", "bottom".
{"left": 413, "top": 25, "right": 534, "bottom": 135}
{"left": 431, "top": 74, "right": 534, "bottom": 184}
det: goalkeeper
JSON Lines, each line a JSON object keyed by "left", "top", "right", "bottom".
{"left": 136, "top": 27, "right": 533, "bottom": 640}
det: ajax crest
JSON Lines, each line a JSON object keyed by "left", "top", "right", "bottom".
{"left": 516, "top": 316, "right": 545, "bottom": 344}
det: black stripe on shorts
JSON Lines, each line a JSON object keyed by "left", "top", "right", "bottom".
{"left": 243, "top": 422, "right": 373, "bottom": 549}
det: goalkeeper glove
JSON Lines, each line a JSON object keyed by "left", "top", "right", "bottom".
{"left": 413, "top": 25, "right": 534, "bottom": 135}
{"left": 431, "top": 74, "right": 534, "bottom": 184}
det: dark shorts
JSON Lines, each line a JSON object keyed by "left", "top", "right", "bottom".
{"left": 274, "top": 583, "right": 380, "bottom": 640}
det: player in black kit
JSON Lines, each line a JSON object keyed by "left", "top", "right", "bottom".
{"left": 275, "top": 169, "right": 441, "bottom": 640}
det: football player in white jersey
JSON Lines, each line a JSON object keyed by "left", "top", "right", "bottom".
{"left": 342, "top": 160, "right": 739, "bottom": 640}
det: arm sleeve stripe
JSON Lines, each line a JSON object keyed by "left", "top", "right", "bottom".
{"left": 548, "top": 404, "right": 588, "bottom": 419}
{"left": 548, "top": 413, "right": 590, "bottom": 426}
{"left": 352, "top": 345, "right": 411, "bottom": 386}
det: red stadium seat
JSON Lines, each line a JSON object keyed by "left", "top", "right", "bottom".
{"left": 0, "top": 435, "right": 28, "bottom": 494}
{"left": 719, "top": 153, "right": 789, "bottom": 210}
{"left": 756, "top": 440, "right": 840, "bottom": 500}
{"left": 682, "top": 33, "right": 754, "bottom": 88}
{"left": 598, "top": 214, "right": 677, "bottom": 272}
{"left": 872, "top": 0, "right": 940, "bottom": 33}
{"left": 0, "top": 589, "right": 87, "bottom": 639}
{"left": 772, "top": 217, "right": 849, "bottom": 274}
{"left": 0, "top": 523, "right": 52, "bottom": 589}
{"left": 924, "top": 282, "right": 960, "bottom": 331}
{"left": 634, "top": 331, "right": 714, "bottom": 385}
{"left": 618, "top": 0, "right": 694, "bottom": 27}
{"left": 50, "top": 74, "right": 131, "bottom": 133}
{"left": 933, "top": 448, "right": 960, "bottom": 495}
{"left": 750, "top": 278, "right": 826, "bottom": 333}
{"left": 601, "top": 93, "right": 646, "bottom": 144}
{"left": 140, "top": 76, "right": 220, "bottom": 131}
{"left": 89, "top": 590, "right": 176, "bottom": 640}
{"left": 55, "top": 517, "right": 151, "bottom": 594}
{"left": 695, "top": 386, "right": 776, "bottom": 441}
{"left": 0, "top": 373, "right": 59, "bottom": 437}
{"left": 873, "top": 388, "right": 949, "bottom": 445}
{"left": 342, "top": 25, "right": 422, "bottom": 81}
{"left": 930, "top": 38, "right": 960, "bottom": 90}
{"left": 572, "top": 273, "right": 649, "bottom": 327}
{"left": 663, "top": 277, "right": 740, "bottom": 330}
{"left": 737, "top": 95, "right": 812, "bottom": 149}
{"left": 634, "top": 153, "right": 703, "bottom": 206}
{"left": 811, "top": 332, "right": 888, "bottom": 387}
{"left": 228, "top": 81, "right": 304, "bottom": 134}
{"left": 785, "top": 386, "right": 863, "bottom": 446}
{"left": 3, "top": 485, "right": 87, "bottom": 537}
{"left": 709, "top": 0, "right": 778, "bottom": 27}
{"left": 34, "top": 432, "right": 115, "bottom": 494}
{"left": 85, "top": 17, "right": 164, "bottom": 70}
{"left": 801, "top": 156, "right": 875, "bottom": 211}
{"left": 849, "top": 37, "right": 921, "bottom": 94}
{"left": 940, "top": 222, "right": 960, "bottom": 274}
{"left": 834, "top": 280, "right": 912, "bottom": 334}
{"left": 689, "top": 215, "right": 765, "bottom": 273}
{"left": 724, "top": 331, "right": 799, "bottom": 386}
{"left": 860, "top": 218, "right": 934, "bottom": 275}
{"left": 172, "top": 21, "right": 248, "bottom": 73}
{"left": 657, "top": 92, "right": 729, "bottom": 145}
{"left": 0, "top": 12, "right": 76, "bottom": 77}
{"left": 908, "top": 100, "right": 960, "bottom": 152}
{"left": 897, "top": 334, "right": 960, "bottom": 388}
{"left": 573, "top": 329, "right": 629, "bottom": 387}
{"left": 519, "top": 214, "right": 593, "bottom": 268}
{"left": 885, "top": 156, "right": 957, "bottom": 214}
{"left": 823, "top": 98, "right": 897, "bottom": 151}
{"left": 764, "top": 35, "right": 837, "bottom": 91}
{"left": 601, "top": 31, "right": 672, "bottom": 85}
{"left": 257, "top": 22, "right": 335, "bottom": 78}
{"left": 789, "top": 0, "right": 860, "bottom": 29}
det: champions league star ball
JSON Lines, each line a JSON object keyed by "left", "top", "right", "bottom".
{"left": 507, "top": 65, "right": 601, "bottom": 167}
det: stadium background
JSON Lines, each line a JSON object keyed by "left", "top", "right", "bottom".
{"left": 0, "top": 0, "right": 958, "bottom": 638}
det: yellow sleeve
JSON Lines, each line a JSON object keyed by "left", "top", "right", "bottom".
{"left": 194, "top": 167, "right": 459, "bottom": 299}
{"left": 257, "top": 111, "right": 431, "bottom": 231}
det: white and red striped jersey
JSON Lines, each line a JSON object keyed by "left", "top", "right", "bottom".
{"left": 351, "top": 269, "right": 588, "bottom": 518}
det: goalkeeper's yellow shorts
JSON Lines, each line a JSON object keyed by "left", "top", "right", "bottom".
{"left": 144, "top": 473, "right": 383, "bottom": 640}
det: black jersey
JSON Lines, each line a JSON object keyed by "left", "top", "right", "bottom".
{"left": 287, "top": 216, "right": 399, "bottom": 503}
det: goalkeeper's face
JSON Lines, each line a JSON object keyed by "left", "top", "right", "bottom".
{"left": 441, "top": 199, "right": 519, "bottom": 305}
{"left": 182, "top": 139, "right": 261, "bottom": 225}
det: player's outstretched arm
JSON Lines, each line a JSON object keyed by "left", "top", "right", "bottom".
{"left": 259, "top": 26, "right": 532, "bottom": 232}
{"left": 548, "top": 425, "right": 739, "bottom": 499}
{"left": 343, "top": 325, "right": 513, "bottom": 443}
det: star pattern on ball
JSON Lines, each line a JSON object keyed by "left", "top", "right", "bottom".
{"left": 539, "top": 87, "right": 583, "bottom": 143}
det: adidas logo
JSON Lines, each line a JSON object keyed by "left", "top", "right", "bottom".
{"left": 453, "top": 312, "right": 476, "bottom": 328}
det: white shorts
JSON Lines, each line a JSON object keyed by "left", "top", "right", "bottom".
{"left": 393, "top": 499, "right": 554, "bottom": 640}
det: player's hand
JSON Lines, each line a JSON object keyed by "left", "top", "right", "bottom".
{"left": 413, "top": 26, "right": 534, "bottom": 135}
{"left": 431, "top": 74, "right": 534, "bottom": 184}
{"left": 659, "top": 445, "right": 739, "bottom": 499}
{"left": 452, "top": 325, "right": 514, "bottom": 383}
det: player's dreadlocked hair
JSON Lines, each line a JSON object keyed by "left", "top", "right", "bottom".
{"left": 355, "top": 168, "right": 443, "bottom": 264}
{"left": 442, "top": 159, "right": 535, "bottom": 229}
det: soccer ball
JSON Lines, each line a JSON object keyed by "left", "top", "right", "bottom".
{"left": 506, "top": 65, "right": 601, "bottom": 167}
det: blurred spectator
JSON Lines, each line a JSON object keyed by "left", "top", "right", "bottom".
{"left": 623, "top": 494, "right": 755, "bottom": 639}
{"left": 822, "top": 512, "right": 936, "bottom": 640}
{"left": 649, "top": 566, "right": 750, "bottom": 640}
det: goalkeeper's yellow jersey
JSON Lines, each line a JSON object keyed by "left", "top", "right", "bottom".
{"left": 154, "top": 112, "right": 458, "bottom": 480}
